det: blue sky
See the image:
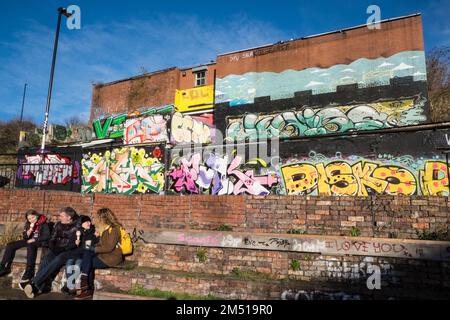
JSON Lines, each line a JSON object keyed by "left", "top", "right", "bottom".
{"left": 0, "top": 0, "right": 448, "bottom": 125}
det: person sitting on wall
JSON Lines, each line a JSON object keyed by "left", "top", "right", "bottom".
{"left": 23, "top": 207, "right": 79, "bottom": 298}
{"left": 75, "top": 208, "right": 124, "bottom": 300}
{"left": 61, "top": 215, "right": 97, "bottom": 296}
{"left": 0, "top": 209, "right": 50, "bottom": 289}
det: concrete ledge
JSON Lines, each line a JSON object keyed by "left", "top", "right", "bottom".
{"left": 136, "top": 228, "right": 450, "bottom": 261}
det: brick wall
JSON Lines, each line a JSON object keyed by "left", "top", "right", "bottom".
{"left": 0, "top": 189, "right": 448, "bottom": 239}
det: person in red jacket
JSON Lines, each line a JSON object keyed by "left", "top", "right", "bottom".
{"left": 0, "top": 209, "right": 50, "bottom": 288}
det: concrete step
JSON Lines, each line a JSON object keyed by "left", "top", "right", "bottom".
{"left": 93, "top": 291, "right": 164, "bottom": 300}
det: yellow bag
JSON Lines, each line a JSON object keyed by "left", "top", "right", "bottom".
{"left": 111, "top": 226, "right": 133, "bottom": 255}
{"left": 119, "top": 227, "right": 133, "bottom": 255}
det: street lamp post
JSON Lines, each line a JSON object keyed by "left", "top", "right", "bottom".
{"left": 40, "top": 7, "right": 72, "bottom": 151}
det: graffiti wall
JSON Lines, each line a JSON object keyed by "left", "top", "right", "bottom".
{"left": 16, "top": 147, "right": 82, "bottom": 192}
{"left": 167, "top": 128, "right": 450, "bottom": 196}
{"left": 168, "top": 143, "right": 279, "bottom": 195}
{"left": 172, "top": 85, "right": 215, "bottom": 145}
{"left": 277, "top": 128, "right": 450, "bottom": 196}
{"left": 226, "top": 95, "right": 427, "bottom": 141}
{"left": 170, "top": 112, "right": 214, "bottom": 145}
{"left": 81, "top": 145, "right": 165, "bottom": 194}
{"left": 280, "top": 154, "right": 448, "bottom": 196}
{"left": 93, "top": 105, "right": 173, "bottom": 141}
{"left": 124, "top": 106, "right": 172, "bottom": 144}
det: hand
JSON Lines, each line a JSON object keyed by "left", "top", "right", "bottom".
{"left": 26, "top": 229, "right": 33, "bottom": 237}
{"left": 75, "top": 239, "right": 81, "bottom": 246}
{"left": 27, "top": 239, "right": 35, "bottom": 244}
{"left": 94, "top": 231, "right": 100, "bottom": 237}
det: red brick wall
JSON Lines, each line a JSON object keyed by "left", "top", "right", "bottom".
{"left": 216, "top": 15, "right": 424, "bottom": 77}
{"left": 0, "top": 190, "right": 448, "bottom": 240}
{"left": 90, "top": 68, "right": 181, "bottom": 121}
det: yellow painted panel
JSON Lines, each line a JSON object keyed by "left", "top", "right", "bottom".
{"left": 175, "top": 85, "right": 214, "bottom": 113}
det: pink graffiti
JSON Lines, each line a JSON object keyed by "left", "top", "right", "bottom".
{"left": 170, "top": 153, "right": 201, "bottom": 193}
{"left": 170, "top": 153, "right": 278, "bottom": 195}
{"left": 227, "top": 155, "right": 278, "bottom": 195}
{"left": 177, "top": 233, "right": 221, "bottom": 246}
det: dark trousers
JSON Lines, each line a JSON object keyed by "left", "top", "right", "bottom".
{"left": 80, "top": 250, "right": 108, "bottom": 289}
{"left": 33, "top": 250, "right": 83, "bottom": 292}
{"left": 1, "top": 240, "right": 39, "bottom": 268}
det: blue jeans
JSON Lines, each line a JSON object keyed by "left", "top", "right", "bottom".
{"left": 33, "top": 250, "right": 81, "bottom": 292}
{"left": 80, "top": 250, "right": 108, "bottom": 289}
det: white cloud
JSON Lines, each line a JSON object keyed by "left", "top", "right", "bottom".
{"left": 377, "top": 62, "right": 394, "bottom": 68}
{"left": 305, "top": 81, "right": 324, "bottom": 87}
{"left": 392, "top": 63, "right": 414, "bottom": 71}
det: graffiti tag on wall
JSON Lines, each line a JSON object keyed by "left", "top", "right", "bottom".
{"left": 281, "top": 153, "right": 449, "bottom": 196}
{"left": 124, "top": 114, "right": 169, "bottom": 144}
{"left": 226, "top": 96, "right": 426, "bottom": 140}
{"left": 169, "top": 152, "right": 277, "bottom": 195}
{"left": 93, "top": 105, "right": 173, "bottom": 140}
{"left": 82, "top": 146, "right": 164, "bottom": 194}
{"left": 19, "top": 154, "right": 79, "bottom": 186}
{"left": 171, "top": 112, "right": 214, "bottom": 145}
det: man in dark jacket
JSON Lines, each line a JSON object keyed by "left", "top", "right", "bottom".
{"left": 0, "top": 209, "right": 50, "bottom": 286}
{"left": 22, "top": 207, "right": 79, "bottom": 295}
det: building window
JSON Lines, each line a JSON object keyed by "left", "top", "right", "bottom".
{"left": 195, "top": 71, "right": 206, "bottom": 87}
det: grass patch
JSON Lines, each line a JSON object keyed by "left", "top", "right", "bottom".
{"left": 287, "top": 229, "right": 306, "bottom": 235}
{"left": 196, "top": 248, "right": 208, "bottom": 263}
{"left": 127, "top": 284, "right": 222, "bottom": 300}
{"left": 350, "top": 226, "right": 361, "bottom": 237}
{"left": 416, "top": 228, "right": 450, "bottom": 241}
{"left": 230, "top": 267, "right": 275, "bottom": 281}
{"left": 216, "top": 224, "right": 233, "bottom": 232}
{"left": 290, "top": 259, "right": 301, "bottom": 271}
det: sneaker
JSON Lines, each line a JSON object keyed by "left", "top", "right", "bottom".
{"left": 18, "top": 280, "right": 30, "bottom": 291}
{"left": 24, "top": 283, "right": 39, "bottom": 299}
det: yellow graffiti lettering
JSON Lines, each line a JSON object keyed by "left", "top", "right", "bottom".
{"left": 325, "top": 161, "right": 358, "bottom": 196}
{"left": 372, "top": 166, "right": 416, "bottom": 195}
{"left": 281, "top": 164, "right": 318, "bottom": 195}
{"left": 281, "top": 159, "right": 446, "bottom": 196}
{"left": 420, "top": 161, "right": 449, "bottom": 196}
{"left": 351, "top": 161, "right": 388, "bottom": 196}
{"left": 316, "top": 163, "right": 331, "bottom": 195}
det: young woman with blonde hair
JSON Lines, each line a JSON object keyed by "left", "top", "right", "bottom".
{"left": 75, "top": 208, "right": 124, "bottom": 299}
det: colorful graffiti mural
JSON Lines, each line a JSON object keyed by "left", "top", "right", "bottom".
{"left": 215, "top": 50, "right": 427, "bottom": 106}
{"left": 226, "top": 95, "right": 427, "bottom": 140}
{"left": 93, "top": 105, "right": 173, "bottom": 140}
{"left": 82, "top": 146, "right": 164, "bottom": 194}
{"left": 280, "top": 152, "right": 450, "bottom": 196}
{"left": 174, "top": 85, "right": 214, "bottom": 113}
{"left": 93, "top": 112, "right": 127, "bottom": 139}
{"left": 171, "top": 112, "right": 214, "bottom": 145}
{"left": 18, "top": 154, "right": 79, "bottom": 186}
{"left": 169, "top": 152, "right": 278, "bottom": 195}
{"left": 124, "top": 115, "right": 169, "bottom": 144}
